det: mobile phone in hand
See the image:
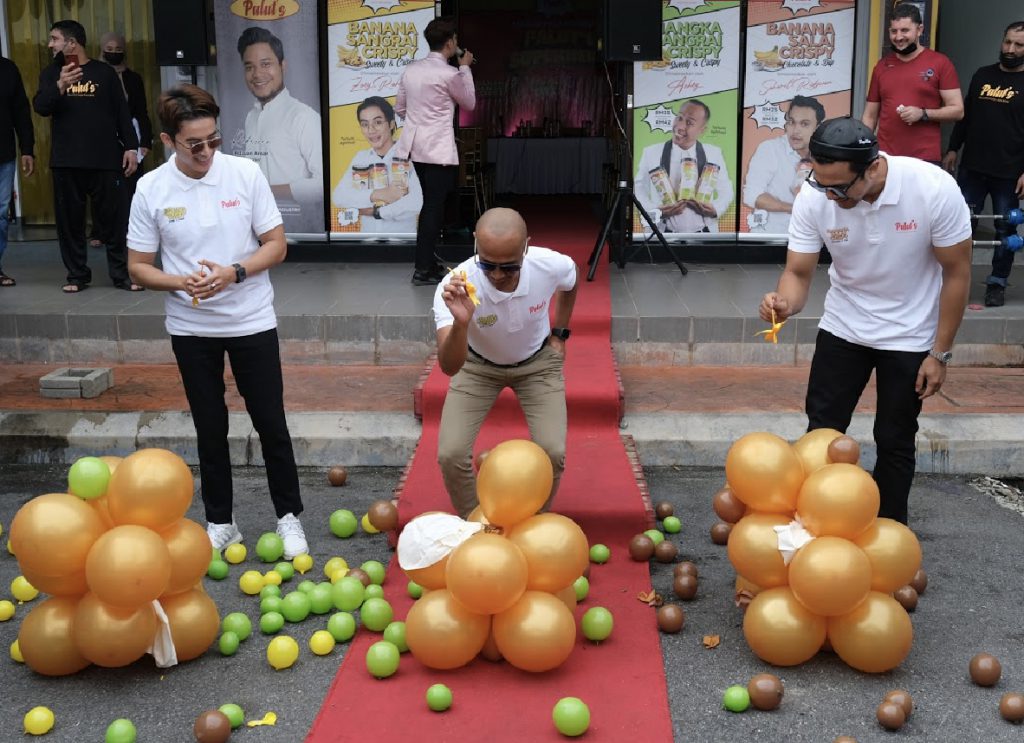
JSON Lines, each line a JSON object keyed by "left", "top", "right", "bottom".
{"left": 64, "top": 53, "right": 79, "bottom": 69}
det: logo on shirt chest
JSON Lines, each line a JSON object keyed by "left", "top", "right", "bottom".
{"left": 529, "top": 300, "right": 547, "bottom": 314}
{"left": 919, "top": 68, "right": 935, "bottom": 82}
{"left": 827, "top": 227, "right": 849, "bottom": 243}
{"left": 895, "top": 220, "right": 918, "bottom": 232}
{"left": 221, "top": 199, "right": 240, "bottom": 209}
{"left": 980, "top": 84, "right": 1017, "bottom": 101}
{"left": 163, "top": 207, "right": 187, "bottom": 222}
{"left": 476, "top": 314, "right": 498, "bottom": 328}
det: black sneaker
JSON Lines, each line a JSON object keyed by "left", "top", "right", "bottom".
{"left": 984, "top": 284, "right": 1005, "bottom": 307}
{"left": 411, "top": 269, "right": 442, "bottom": 286}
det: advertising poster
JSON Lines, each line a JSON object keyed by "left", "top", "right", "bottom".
{"left": 740, "top": 0, "right": 856, "bottom": 236}
{"left": 214, "top": 0, "right": 325, "bottom": 235}
{"left": 327, "top": 0, "right": 434, "bottom": 237}
{"left": 633, "top": 0, "right": 742, "bottom": 238}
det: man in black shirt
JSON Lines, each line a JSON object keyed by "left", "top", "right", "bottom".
{"left": 944, "top": 20, "right": 1024, "bottom": 307}
{"left": 0, "top": 55, "right": 35, "bottom": 288}
{"left": 32, "top": 19, "right": 139, "bottom": 293}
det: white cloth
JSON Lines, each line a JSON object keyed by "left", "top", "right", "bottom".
{"left": 127, "top": 152, "right": 282, "bottom": 338}
{"left": 634, "top": 140, "right": 734, "bottom": 233}
{"left": 331, "top": 142, "right": 423, "bottom": 233}
{"left": 241, "top": 88, "right": 323, "bottom": 204}
{"left": 743, "top": 135, "right": 804, "bottom": 234}
{"left": 788, "top": 154, "right": 972, "bottom": 351}
{"left": 433, "top": 246, "right": 577, "bottom": 365}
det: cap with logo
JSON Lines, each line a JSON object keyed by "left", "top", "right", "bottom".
{"left": 809, "top": 117, "right": 879, "bottom": 164}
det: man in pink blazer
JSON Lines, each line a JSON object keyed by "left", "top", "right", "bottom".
{"left": 395, "top": 17, "right": 475, "bottom": 285}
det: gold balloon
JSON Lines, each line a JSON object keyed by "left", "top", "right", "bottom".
{"left": 743, "top": 587, "right": 827, "bottom": 666}
{"left": 726, "top": 512, "right": 792, "bottom": 588}
{"left": 506, "top": 513, "right": 589, "bottom": 592}
{"left": 85, "top": 525, "right": 173, "bottom": 608}
{"left": 405, "top": 589, "right": 490, "bottom": 670}
{"left": 21, "top": 566, "right": 88, "bottom": 597}
{"left": 797, "top": 463, "right": 879, "bottom": 539}
{"left": 98, "top": 455, "right": 123, "bottom": 474}
{"left": 493, "top": 591, "right": 577, "bottom": 673}
{"left": 466, "top": 505, "right": 490, "bottom": 525}
{"left": 553, "top": 585, "right": 577, "bottom": 614}
{"left": 477, "top": 439, "right": 553, "bottom": 528}
{"left": 73, "top": 592, "right": 157, "bottom": 667}
{"left": 10, "top": 493, "right": 108, "bottom": 578}
{"left": 89, "top": 495, "right": 116, "bottom": 530}
{"left": 160, "top": 519, "right": 213, "bottom": 596}
{"left": 792, "top": 428, "right": 843, "bottom": 476}
{"left": 107, "top": 448, "right": 194, "bottom": 531}
{"left": 853, "top": 518, "right": 923, "bottom": 593}
{"left": 18, "top": 596, "right": 90, "bottom": 676}
{"left": 725, "top": 433, "right": 804, "bottom": 513}
{"left": 828, "top": 592, "right": 913, "bottom": 673}
{"left": 480, "top": 622, "right": 503, "bottom": 662}
{"left": 735, "top": 574, "right": 762, "bottom": 597}
{"left": 405, "top": 554, "right": 449, "bottom": 591}
{"left": 160, "top": 587, "right": 220, "bottom": 662}
{"left": 445, "top": 533, "right": 528, "bottom": 615}
{"left": 788, "top": 536, "right": 871, "bottom": 617}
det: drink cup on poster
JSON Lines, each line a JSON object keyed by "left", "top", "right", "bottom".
{"left": 353, "top": 167, "right": 369, "bottom": 190}
{"left": 649, "top": 167, "right": 676, "bottom": 207}
{"left": 695, "top": 164, "right": 720, "bottom": 205}
{"left": 391, "top": 158, "right": 409, "bottom": 190}
{"left": 371, "top": 162, "right": 389, "bottom": 190}
{"left": 678, "top": 158, "right": 699, "bottom": 201}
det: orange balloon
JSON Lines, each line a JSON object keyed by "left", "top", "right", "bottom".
{"left": 466, "top": 505, "right": 490, "bottom": 525}
{"left": 477, "top": 439, "right": 553, "bottom": 528}
{"left": 405, "top": 589, "right": 490, "bottom": 670}
{"left": 405, "top": 554, "right": 449, "bottom": 591}
{"left": 553, "top": 585, "right": 577, "bottom": 614}
{"left": 726, "top": 512, "right": 792, "bottom": 588}
{"left": 160, "top": 519, "right": 214, "bottom": 596}
{"left": 792, "top": 428, "right": 843, "bottom": 476}
{"left": 493, "top": 591, "right": 577, "bottom": 672}
{"left": 828, "top": 592, "right": 913, "bottom": 673}
{"left": 797, "top": 463, "right": 879, "bottom": 539}
{"left": 98, "top": 455, "right": 123, "bottom": 474}
{"left": 853, "top": 518, "right": 923, "bottom": 593}
{"left": 725, "top": 433, "right": 804, "bottom": 513}
{"left": 480, "top": 621, "right": 503, "bottom": 662}
{"left": 445, "top": 533, "right": 528, "bottom": 615}
{"left": 743, "top": 587, "right": 827, "bottom": 666}
{"left": 73, "top": 592, "right": 157, "bottom": 667}
{"left": 505, "top": 513, "right": 589, "bottom": 592}
{"left": 735, "top": 574, "right": 762, "bottom": 597}
{"left": 21, "top": 566, "right": 88, "bottom": 597}
{"left": 106, "top": 448, "right": 194, "bottom": 531}
{"left": 160, "top": 587, "right": 220, "bottom": 662}
{"left": 10, "top": 493, "right": 108, "bottom": 578}
{"left": 18, "top": 596, "right": 90, "bottom": 676}
{"left": 788, "top": 536, "right": 871, "bottom": 617}
{"left": 85, "top": 525, "right": 173, "bottom": 608}
{"left": 90, "top": 495, "right": 116, "bottom": 530}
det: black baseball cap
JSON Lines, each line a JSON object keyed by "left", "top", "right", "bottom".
{"left": 809, "top": 117, "right": 879, "bottom": 164}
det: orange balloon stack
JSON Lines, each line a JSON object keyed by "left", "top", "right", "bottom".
{"left": 401, "top": 439, "right": 587, "bottom": 674}
{"left": 9, "top": 449, "right": 219, "bottom": 676}
{"left": 722, "top": 430, "right": 920, "bottom": 674}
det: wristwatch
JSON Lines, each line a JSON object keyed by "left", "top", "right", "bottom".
{"left": 232, "top": 262, "right": 247, "bottom": 284}
{"left": 929, "top": 349, "right": 952, "bottom": 365}
{"left": 920, "top": 108, "right": 929, "bottom": 122}
{"left": 551, "top": 327, "right": 571, "bottom": 341}
{"left": 372, "top": 204, "right": 382, "bottom": 220}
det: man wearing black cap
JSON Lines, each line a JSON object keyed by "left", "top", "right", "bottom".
{"left": 759, "top": 117, "right": 972, "bottom": 524}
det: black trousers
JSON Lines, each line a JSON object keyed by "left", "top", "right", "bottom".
{"left": 91, "top": 165, "right": 141, "bottom": 247}
{"left": 805, "top": 329, "right": 927, "bottom": 525}
{"left": 52, "top": 168, "right": 129, "bottom": 286}
{"left": 171, "top": 329, "right": 303, "bottom": 524}
{"left": 412, "top": 161, "right": 457, "bottom": 272}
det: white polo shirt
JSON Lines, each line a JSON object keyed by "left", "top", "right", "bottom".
{"left": 788, "top": 154, "right": 972, "bottom": 351}
{"left": 127, "top": 152, "right": 282, "bottom": 338}
{"left": 433, "top": 246, "right": 577, "bottom": 365}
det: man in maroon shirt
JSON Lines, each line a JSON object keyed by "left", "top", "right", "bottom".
{"left": 862, "top": 3, "right": 963, "bottom": 163}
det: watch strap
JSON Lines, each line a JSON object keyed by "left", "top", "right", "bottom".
{"left": 551, "top": 327, "right": 571, "bottom": 340}
{"left": 232, "top": 262, "right": 246, "bottom": 283}
{"left": 929, "top": 349, "right": 951, "bottom": 365}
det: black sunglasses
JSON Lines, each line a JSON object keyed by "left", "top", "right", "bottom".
{"left": 804, "top": 157, "right": 877, "bottom": 200}
{"left": 474, "top": 240, "right": 525, "bottom": 274}
{"left": 176, "top": 132, "right": 223, "bottom": 156}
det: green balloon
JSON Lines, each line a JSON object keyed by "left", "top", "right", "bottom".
{"left": 407, "top": 581, "right": 423, "bottom": 599}
{"left": 365, "top": 640, "right": 400, "bottom": 678}
{"left": 552, "top": 697, "right": 590, "bottom": 737}
{"left": 218, "top": 631, "right": 240, "bottom": 656}
{"left": 363, "top": 584, "right": 384, "bottom": 600}
{"left": 104, "top": 718, "right": 137, "bottom": 743}
{"left": 722, "top": 685, "right": 751, "bottom": 713}
{"left": 331, "top": 576, "right": 365, "bottom": 612}
{"left": 308, "top": 584, "right": 334, "bottom": 615}
{"left": 573, "top": 576, "right": 590, "bottom": 602}
{"left": 327, "top": 612, "right": 357, "bottom": 643}
{"left": 360, "top": 560, "right": 386, "bottom": 585}
{"left": 426, "top": 683, "right": 453, "bottom": 712}
{"left": 297, "top": 579, "right": 316, "bottom": 594}
{"left": 360, "top": 597, "right": 394, "bottom": 632}
{"left": 329, "top": 509, "right": 358, "bottom": 538}
{"left": 255, "top": 532, "right": 285, "bottom": 563}
{"left": 581, "top": 607, "right": 614, "bottom": 642}
{"left": 218, "top": 704, "right": 244, "bottom": 730}
{"left": 221, "top": 612, "right": 252, "bottom": 641}
{"left": 260, "top": 584, "right": 281, "bottom": 600}
{"left": 259, "top": 611, "right": 285, "bottom": 635}
{"left": 643, "top": 529, "right": 665, "bottom": 545}
{"left": 589, "top": 544, "right": 611, "bottom": 564}
{"left": 382, "top": 621, "right": 408, "bottom": 652}
{"left": 260, "top": 596, "right": 283, "bottom": 616}
{"left": 207, "top": 560, "right": 229, "bottom": 581}
{"left": 212, "top": 547, "right": 222, "bottom": 562}
{"left": 274, "top": 562, "right": 295, "bottom": 581}
{"left": 280, "top": 591, "right": 312, "bottom": 623}
{"left": 662, "top": 516, "right": 682, "bottom": 534}
{"left": 68, "top": 456, "right": 111, "bottom": 500}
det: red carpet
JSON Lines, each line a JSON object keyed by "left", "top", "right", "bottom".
{"left": 309, "top": 198, "right": 672, "bottom": 741}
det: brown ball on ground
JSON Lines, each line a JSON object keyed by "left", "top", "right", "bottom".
{"left": 193, "top": 710, "right": 232, "bottom": 743}
{"left": 628, "top": 534, "right": 656, "bottom": 562}
{"left": 673, "top": 561, "right": 698, "bottom": 579}
{"left": 1000, "top": 692, "right": 1024, "bottom": 723}
{"left": 893, "top": 585, "right": 919, "bottom": 612}
{"left": 970, "top": 653, "right": 1002, "bottom": 687}
{"left": 876, "top": 701, "right": 906, "bottom": 731}
{"left": 327, "top": 466, "right": 348, "bottom": 486}
{"left": 909, "top": 568, "right": 928, "bottom": 595}
{"left": 826, "top": 435, "right": 860, "bottom": 464}
{"left": 582, "top": 563, "right": 591, "bottom": 579}
{"left": 656, "top": 604, "right": 685, "bottom": 633}
{"left": 712, "top": 487, "right": 746, "bottom": 523}
{"left": 748, "top": 673, "right": 784, "bottom": 711}
{"left": 367, "top": 500, "right": 399, "bottom": 532}
{"left": 710, "top": 522, "right": 732, "bottom": 545}
{"left": 346, "top": 568, "right": 371, "bottom": 587}
{"left": 654, "top": 540, "right": 678, "bottom": 564}
{"left": 883, "top": 689, "right": 913, "bottom": 718}
{"left": 655, "top": 501, "right": 674, "bottom": 519}
{"left": 673, "top": 574, "right": 698, "bottom": 601}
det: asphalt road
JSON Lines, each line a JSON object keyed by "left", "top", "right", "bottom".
{"left": 1, "top": 464, "right": 1022, "bottom": 742}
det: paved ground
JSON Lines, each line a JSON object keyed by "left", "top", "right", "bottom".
{"left": 1, "top": 464, "right": 1022, "bottom": 742}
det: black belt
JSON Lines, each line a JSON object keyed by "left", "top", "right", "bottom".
{"left": 468, "top": 338, "right": 548, "bottom": 368}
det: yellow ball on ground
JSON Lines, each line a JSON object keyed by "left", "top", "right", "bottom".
{"left": 309, "top": 630, "right": 336, "bottom": 656}
{"left": 292, "top": 554, "right": 314, "bottom": 574}
{"left": 0, "top": 600, "right": 15, "bottom": 621}
{"left": 361, "top": 514, "right": 380, "bottom": 534}
{"left": 11, "top": 576, "right": 39, "bottom": 602}
{"left": 23, "top": 706, "right": 55, "bottom": 736}
{"left": 263, "top": 570, "right": 283, "bottom": 586}
{"left": 324, "top": 557, "right": 349, "bottom": 578}
{"left": 330, "top": 569, "right": 348, "bottom": 584}
{"left": 239, "top": 570, "right": 265, "bottom": 595}
{"left": 224, "top": 543, "right": 247, "bottom": 564}
{"left": 6, "top": 538, "right": 13, "bottom": 555}
{"left": 11, "top": 639, "right": 24, "bottom": 662}
{"left": 267, "top": 635, "right": 300, "bottom": 670}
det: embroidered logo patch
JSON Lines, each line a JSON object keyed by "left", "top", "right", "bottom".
{"left": 919, "top": 67, "right": 935, "bottom": 81}
{"left": 476, "top": 314, "right": 498, "bottom": 328}
{"left": 895, "top": 220, "right": 918, "bottom": 232}
{"left": 529, "top": 300, "right": 547, "bottom": 314}
{"left": 163, "top": 207, "right": 187, "bottom": 222}
{"left": 827, "top": 227, "right": 849, "bottom": 243}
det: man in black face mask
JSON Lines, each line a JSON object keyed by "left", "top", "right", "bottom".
{"left": 943, "top": 21, "right": 1024, "bottom": 308}
{"left": 862, "top": 3, "right": 963, "bottom": 163}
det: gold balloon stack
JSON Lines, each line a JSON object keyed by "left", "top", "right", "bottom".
{"left": 400, "top": 439, "right": 588, "bottom": 673}
{"left": 9, "top": 449, "right": 219, "bottom": 676}
{"left": 723, "top": 430, "right": 921, "bottom": 673}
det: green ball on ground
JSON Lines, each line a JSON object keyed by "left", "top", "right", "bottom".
{"left": 382, "top": 621, "right": 408, "bottom": 652}
{"left": 260, "top": 611, "right": 285, "bottom": 635}
{"left": 643, "top": 529, "right": 665, "bottom": 545}
{"left": 218, "top": 631, "right": 240, "bottom": 656}
{"left": 581, "top": 607, "right": 614, "bottom": 641}
{"left": 255, "top": 532, "right": 285, "bottom": 562}
{"left": 327, "top": 612, "right": 357, "bottom": 642}
{"left": 366, "top": 640, "right": 400, "bottom": 678}
{"left": 426, "top": 684, "right": 453, "bottom": 712}
{"left": 723, "top": 685, "right": 751, "bottom": 712}
{"left": 260, "top": 596, "right": 283, "bottom": 616}
{"left": 104, "top": 718, "right": 137, "bottom": 743}
{"left": 364, "top": 584, "right": 384, "bottom": 600}
{"left": 308, "top": 584, "right": 334, "bottom": 615}
{"left": 552, "top": 697, "right": 591, "bottom": 737}
{"left": 360, "top": 560, "right": 386, "bottom": 585}
{"left": 360, "top": 597, "right": 394, "bottom": 632}
{"left": 662, "top": 516, "right": 682, "bottom": 534}
{"left": 573, "top": 576, "right": 589, "bottom": 602}
{"left": 222, "top": 612, "right": 252, "bottom": 641}
{"left": 207, "top": 560, "right": 229, "bottom": 580}
{"left": 259, "top": 584, "right": 281, "bottom": 600}
{"left": 274, "top": 562, "right": 295, "bottom": 581}
{"left": 297, "top": 579, "right": 316, "bottom": 594}
{"left": 280, "top": 591, "right": 312, "bottom": 623}
{"left": 589, "top": 544, "right": 610, "bottom": 563}
{"left": 329, "top": 509, "right": 359, "bottom": 538}
{"left": 407, "top": 581, "right": 423, "bottom": 599}
{"left": 332, "top": 576, "right": 365, "bottom": 611}
{"left": 218, "top": 704, "right": 244, "bottom": 729}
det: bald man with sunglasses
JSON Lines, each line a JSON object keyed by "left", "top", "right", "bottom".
{"left": 433, "top": 207, "right": 579, "bottom": 517}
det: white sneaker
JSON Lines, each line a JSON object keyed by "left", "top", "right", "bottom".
{"left": 277, "top": 513, "right": 308, "bottom": 559}
{"left": 207, "top": 521, "right": 243, "bottom": 550}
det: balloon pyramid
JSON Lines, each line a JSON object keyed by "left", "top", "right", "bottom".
{"left": 398, "top": 439, "right": 587, "bottom": 673}
{"left": 9, "top": 449, "right": 219, "bottom": 676}
{"left": 721, "top": 430, "right": 921, "bottom": 673}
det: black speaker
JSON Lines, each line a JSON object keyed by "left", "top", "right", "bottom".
{"left": 153, "top": 0, "right": 215, "bottom": 66}
{"left": 603, "top": 0, "right": 662, "bottom": 62}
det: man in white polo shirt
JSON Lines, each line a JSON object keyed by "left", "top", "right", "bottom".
{"left": 759, "top": 117, "right": 972, "bottom": 524}
{"left": 126, "top": 84, "right": 308, "bottom": 558}
{"left": 434, "top": 207, "right": 579, "bottom": 517}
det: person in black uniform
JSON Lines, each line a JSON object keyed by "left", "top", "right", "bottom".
{"left": 0, "top": 54, "right": 34, "bottom": 287}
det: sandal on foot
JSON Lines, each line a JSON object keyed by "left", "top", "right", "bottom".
{"left": 115, "top": 282, "right": 145, "bottom": 292}
{"left": 62, "top": 283, "right": 88, "bottom": 293}
{"left": 0, "top": 274, "right": 14, "bottom": 287}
